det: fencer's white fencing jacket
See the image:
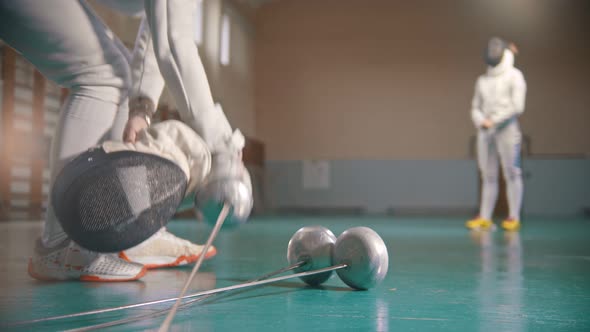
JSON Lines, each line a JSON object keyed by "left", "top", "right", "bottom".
{"left": 129, "top": 16, "right": 166, "bottom": 107}
{"left": 471, "top": 50, "right": 527, "bottom": 129}
{"left": 94, "top": 0, "right": 165, "bottom": 104}
{"left": 102, "top": 120, "right": 211, "bottom": 195}
{"left": 96, "top": 0, "right": 239, "bottom": 153}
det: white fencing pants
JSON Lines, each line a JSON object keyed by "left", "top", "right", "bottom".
{"left": 477, "top": 120, "right": 523, "bottom": 220}
{"left": 0, "top": 0, "right": 131, "bottom": 246}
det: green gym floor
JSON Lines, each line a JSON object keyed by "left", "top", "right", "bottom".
{"left": 0, "top": 216, "right": 589, "bottom": 331}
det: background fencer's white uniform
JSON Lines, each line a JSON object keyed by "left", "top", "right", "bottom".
{"left": 471, "top": 50, "right": 527, "bottom": 221}
{"left": 0, "top": 0, "right": 238, "bottom": 248}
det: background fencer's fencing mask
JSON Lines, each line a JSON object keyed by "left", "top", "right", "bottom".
{"left": 52, "top": 147, "right": 187, "bottom": 252}
{"left": 484, "top": 37, "right": 508, "bottom": 67}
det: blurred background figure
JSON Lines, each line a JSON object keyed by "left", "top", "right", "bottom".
{"left": 466, "top": 37, "right": 526, "bottom": 232}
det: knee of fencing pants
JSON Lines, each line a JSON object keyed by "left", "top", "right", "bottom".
{"left": 0, "top": 0, "right": 132, "bottom": 105}
{"left": 67, "top": 51, "right": 131, "bottom": 105}
{"left": 502, "top": 164, "right": 522, "bottom": 182}
{"left": 480, "top": 169, "right": 499, "bottom": 184}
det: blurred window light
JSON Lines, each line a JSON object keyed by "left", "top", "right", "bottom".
{"left": 194, "top": 0, "right": 204, "bottom": 45}
{"left": 220, "top": 13, "right": 231, "bottom": 66}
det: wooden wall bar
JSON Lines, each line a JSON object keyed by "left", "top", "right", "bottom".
{"left": 30, "top": 71, "right": 46, "bottom": 218}
{"left": 0, "top": 47, "right": 16, "bottom": 220}
{"left": 0, "top": 46, "right": 61, "bottom": 221}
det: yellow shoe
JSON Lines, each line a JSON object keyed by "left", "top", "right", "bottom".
{"left": 465, "top": 217, "right": 495, "bottom": 230}
{"left": 501, "top": 218, "right": 521, "bottom": 231}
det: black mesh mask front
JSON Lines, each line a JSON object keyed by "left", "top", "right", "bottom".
{"left": 52, "top": 148, "right": 187, "bottom": 252}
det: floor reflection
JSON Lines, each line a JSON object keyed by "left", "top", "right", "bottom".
{"left": 471, "top": 230, "right": 524, "bottom": 332}
{"left": 376, "top": 298, "right": 389, "bottom": 331}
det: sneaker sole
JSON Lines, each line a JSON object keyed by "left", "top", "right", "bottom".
{"left": 28, "top": 259, "right": 147, "bottom": 282}
{"left": 119, "top": 246, "right": 218, "bottom": 270}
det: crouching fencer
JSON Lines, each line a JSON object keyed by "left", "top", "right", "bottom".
{"left": 466, "top": 37, "right": 527, "bottom": 232}
{"left": 0, "top": 0, "right": 252, "bottom": 282}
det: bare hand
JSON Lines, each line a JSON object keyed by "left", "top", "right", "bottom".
{"left": 123, "top": 114, "right": 149, "bottom": 143}
{"left": 481, "top": 119, "right": 494, "bottom": 129}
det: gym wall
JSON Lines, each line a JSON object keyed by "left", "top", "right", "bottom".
{"left": 254, "top": 0, "right": 590, "bottom": 216}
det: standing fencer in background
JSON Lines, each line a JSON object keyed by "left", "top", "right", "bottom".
{"left": 466, "top": 37, "right": 526, "bottom": 232}
{"left": 0, "top": 0, "right": 251, "bottom": 282}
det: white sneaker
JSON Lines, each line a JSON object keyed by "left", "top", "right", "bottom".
{"left": 119, "top": 228, "right": 217, "bottom": 269}
{"left": 28, "top": 239, "right": 146, "bottom": 282}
